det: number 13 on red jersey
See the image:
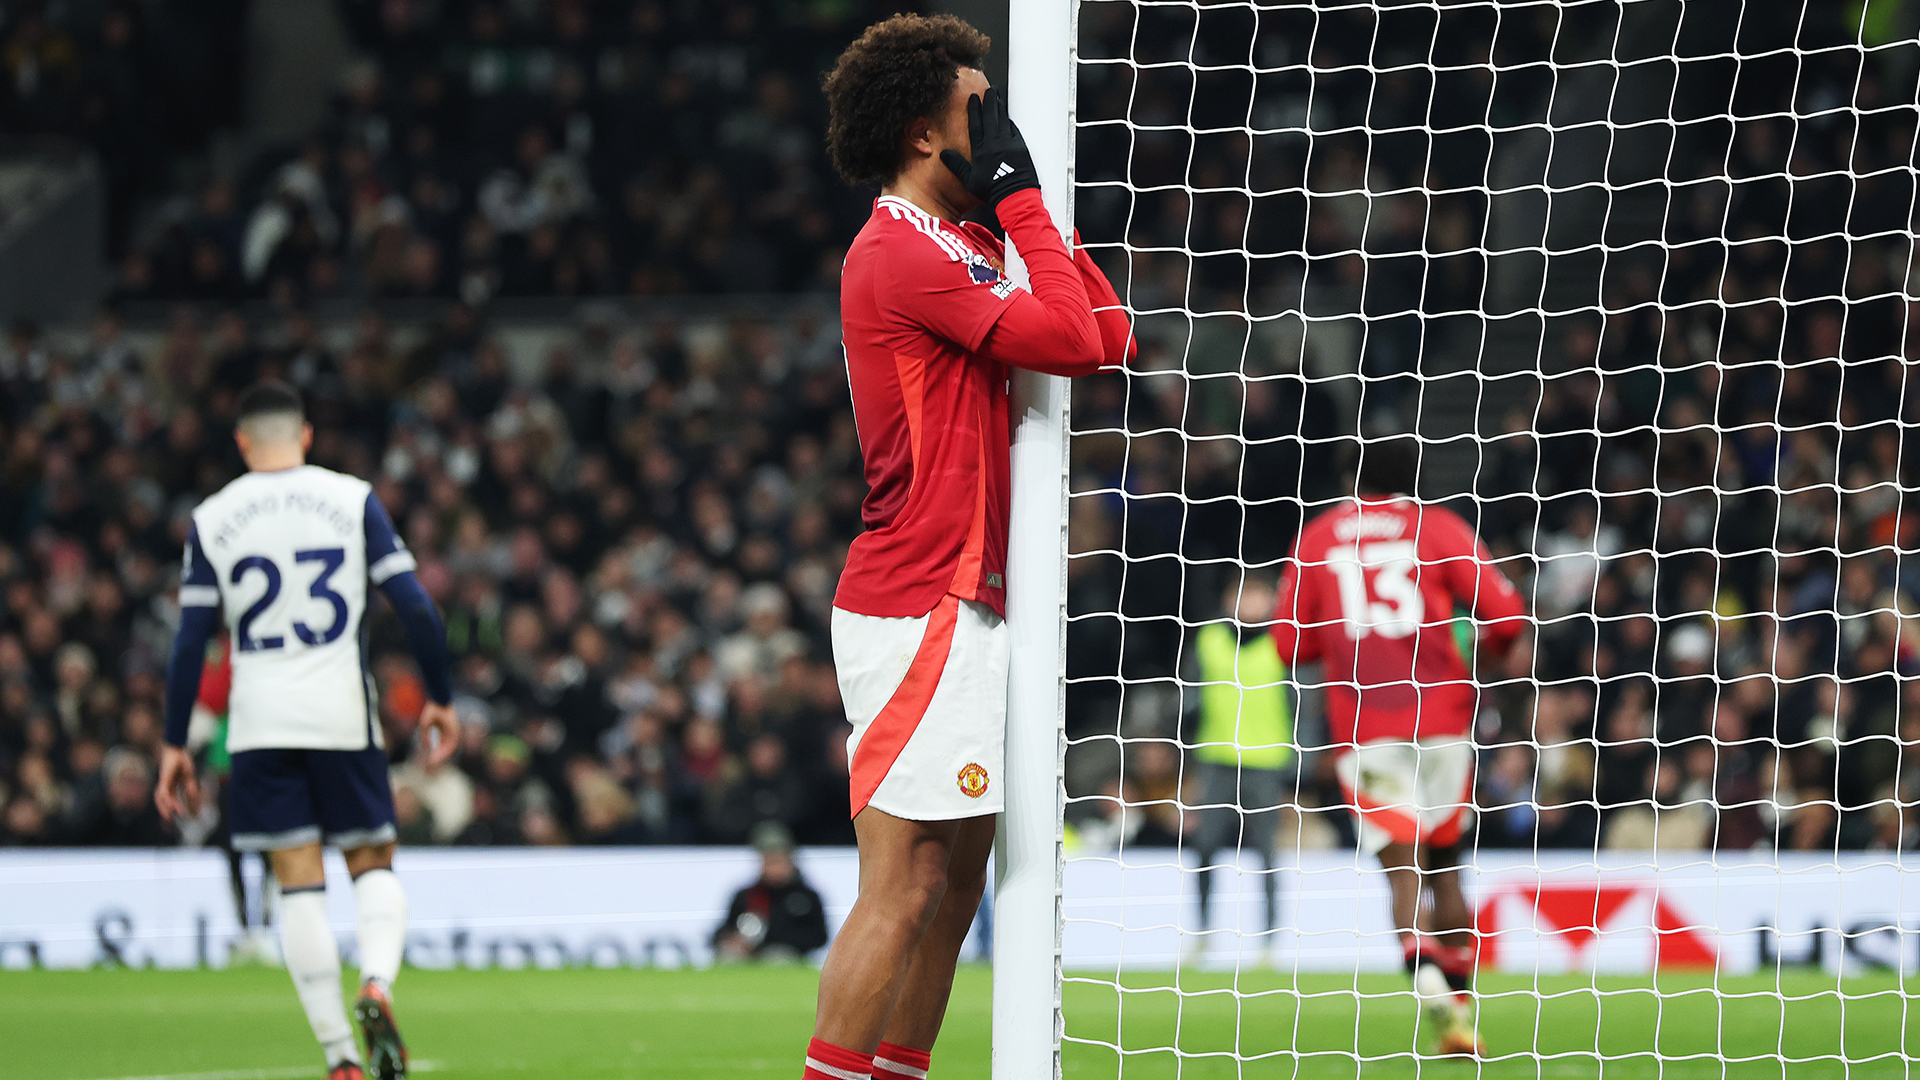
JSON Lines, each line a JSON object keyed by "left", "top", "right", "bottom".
{"left": 1326, "top": 540, "right": 1423, "bottom": 640}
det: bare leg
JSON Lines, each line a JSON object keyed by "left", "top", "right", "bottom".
{"left": 1376, "top": 840, "right": 1423, "bottom": 951}
{"left": 878, "top": 815, "right": 996, "bottom": 1051}
{"left": 1424, "top": 843, "right": 1472, "bottom": 951}
{"left": 812, "top": 809, "right": 961, "bottom": 1053}
{"left": 342, "top": 841, "right": 395, "bottom": 878}
{"left": 269, "top": 842, "right": 326, "bottom": 890}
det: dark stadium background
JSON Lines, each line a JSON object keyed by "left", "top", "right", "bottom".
{"left": 0, "top": 0, "right": 1912, "bottom": 865}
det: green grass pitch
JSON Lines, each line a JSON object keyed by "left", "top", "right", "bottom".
{"left": 1, "top": 966, "right": 1913, "bottom": 1079}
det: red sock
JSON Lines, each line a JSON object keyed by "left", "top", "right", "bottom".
{"left": 1400, "top": 935, "right": 1426, "bottom": 975}
{"left": 873, "top": 1041, "right": 931, "bottom": 1080}
{"left": 804, "top": 1038, "right": 873, "bottom": 1080}
{"left": 1437, "top": 943, "right": 1475, "bottom": 993}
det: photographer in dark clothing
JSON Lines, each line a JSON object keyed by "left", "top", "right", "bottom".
{"left": 712, "top": 822, "right": 829, "bottom": 962}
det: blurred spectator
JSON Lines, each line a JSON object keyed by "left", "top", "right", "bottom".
{"left": 1602, "top": 758, "right": 1712, "bottom": 851}
{"left": 716, "top": 584, "right": 807, "bottom": 683}
{"left": 707, "top": 732, "right": 808, "bottom": 845}
{"left": 1120, "top": 742, "right": 1187, "bottom": 849}
{"left": 392, "top": 785, "right": 435, "bottom": 846}
{"left": 66, "top": 746, "right": 169, "bottom": 845}
{"left": 712, "top": 822, "right": 828, "bottom": 962}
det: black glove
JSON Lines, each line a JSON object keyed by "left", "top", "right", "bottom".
{"left": 939, "top": 87, "right": 1040, "bottom": 209}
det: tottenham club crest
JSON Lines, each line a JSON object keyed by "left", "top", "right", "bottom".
{"left": 957, "top": 762, "right": 991, "bottom": 799}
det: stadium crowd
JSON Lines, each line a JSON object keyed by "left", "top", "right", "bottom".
{"left": 0, "top": 300, "right": 864, "bottom": 849}
{"left": 1064, "top": 0, "right": 1920, "bottom": 854}
{"left": 107, "top": 0, "right": 896, "bottom": 305}
{"left": 2, "top": 0, "right": 1916, "bottom": 860}
{"left": 1062, "top": 350, "right": 1920, "bottom": 858}
{"left": 1469, "top": 351, "right": 1920, "bottom": 855}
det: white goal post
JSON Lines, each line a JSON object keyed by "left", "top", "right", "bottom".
{"left": 996, "top": 0, "right": 1920, "bottom": 1075}
{"left": 994, "top": 0, "right": 1077, "bottom": 1077}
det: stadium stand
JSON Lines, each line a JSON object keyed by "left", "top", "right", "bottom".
{"left": 0, "top": 0, "right": 908, "bottom": 850}
{"left": 1064, "top": 1, "right": 1920, "bottom": 854}
{"left": 98, "top": 0, "right": 897, "bottom": 304}
{"left": 0, "top": 0, "right": 248, "bottom": 262}
{"left": 0, "top": 0, "right": 1911, "bottom": 861}
{"left": 0, "top": 299, "right": 862, "bottom": 848}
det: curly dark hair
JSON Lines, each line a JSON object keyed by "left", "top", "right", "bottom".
{"left": 822, "top": 14, "right": 991, "bottom": 186}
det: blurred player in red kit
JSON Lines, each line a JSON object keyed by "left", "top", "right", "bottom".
{"left": 805, "top": 13, "right": 1134, "bottom": 1080}
{"left": 1271, "top": 437, "right": 1527, "bottom": 1056}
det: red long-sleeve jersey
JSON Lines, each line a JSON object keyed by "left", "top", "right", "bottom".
{"left": 1271, "top": 495, "right": 1526, "bottom": 745}
{"left": 834, "top": 187, "right": 1134, "bottom": 619}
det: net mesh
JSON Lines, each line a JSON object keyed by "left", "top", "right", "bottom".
{"left": 1060, "top": 0, "right": 1920, "bottom": 1071}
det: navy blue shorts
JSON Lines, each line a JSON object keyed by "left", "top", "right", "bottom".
{"left": 228, "top": 745, "right": 397, "bottom": 852}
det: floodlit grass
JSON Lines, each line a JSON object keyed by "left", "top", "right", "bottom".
{"left": 1064, "top": 970, "right": 1920, "bottom": 1078}
{"left": 0, "top": 965, "right": 1912, "bottom": 1079}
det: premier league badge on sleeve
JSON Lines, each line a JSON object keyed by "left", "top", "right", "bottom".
{"left": 964, "top": 251, "right": 1002, "bottom": 284}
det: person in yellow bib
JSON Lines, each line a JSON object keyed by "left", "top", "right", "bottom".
{"left": 1186, "top": 576, "right": 1296, "bottom": 966}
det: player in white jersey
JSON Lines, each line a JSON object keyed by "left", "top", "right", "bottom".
{"left": 155, "top": 382, "right": 457, "bottom": 1080}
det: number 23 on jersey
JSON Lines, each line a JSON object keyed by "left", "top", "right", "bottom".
{"left": 230, "top": 547, "right": 351, "bottom": 652}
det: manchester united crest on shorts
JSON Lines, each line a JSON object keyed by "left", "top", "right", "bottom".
{"left": 957, "top": 762, "right": 990, "bottom": 798}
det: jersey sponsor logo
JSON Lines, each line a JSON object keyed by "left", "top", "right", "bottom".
{"left": 991, "top": 279, "right": 1018, "bottom": 300}
{"left": 957, "top": 762, "right": 990, "bottom": 798}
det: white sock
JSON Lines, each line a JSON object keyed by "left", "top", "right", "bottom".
{"left": 279, "top": 887, "right": 358, "bottom": 1066}
{"left": 353, "top": 868, "right": 408, "bottom": 989}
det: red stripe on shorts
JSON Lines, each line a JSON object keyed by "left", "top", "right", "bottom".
{"left": 1341, "top": 780, "right": 1424, "bottom": 847}
{"left": 1426, "top": 765, "right": 1475, "bottom": 848}
{"left": 1338, "top": 768, "right": 1473, "bottom": 848}
{"left": 848, "top": 594, "right": 962, "bottom": 817}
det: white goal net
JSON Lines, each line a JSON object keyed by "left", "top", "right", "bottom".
{"left": 1055, "top": 0, "right": 1920, "bottom": 1072}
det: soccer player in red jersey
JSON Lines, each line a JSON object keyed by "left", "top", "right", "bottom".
{"left": 803, "top": 14, "right": 1134, "bottom": 1080}
{"left": 1271, "top": 437, "right": 1527, "bottom": 1056}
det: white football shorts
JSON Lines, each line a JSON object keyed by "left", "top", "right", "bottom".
{"left": 832, "top": 594, "right": 1008, "bottom": 821}
{"left": 1335, "top": 738, "right": 1476, "bottom": 855}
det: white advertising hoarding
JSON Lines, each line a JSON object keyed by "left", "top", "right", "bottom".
{"left": 1065, "top": 850, "right": 1920, "bottom": 976}
{"left": 0, "top": 847, "right": 875, "bottom": 971}
{"left": 1, "top": 848, "right": 1914, "bottom": 974}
